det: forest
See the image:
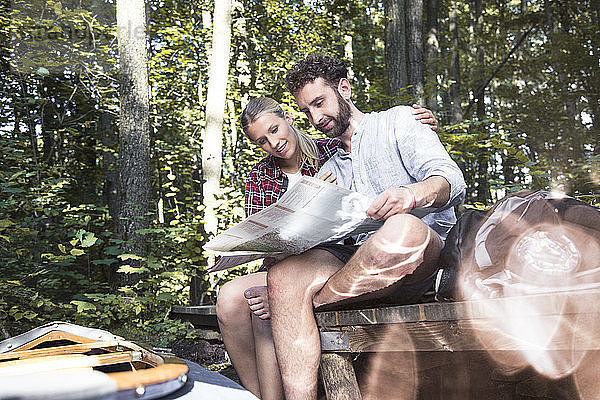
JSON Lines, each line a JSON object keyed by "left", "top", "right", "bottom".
{"left": 0, "top": 0, "right": 599, "bottom": 340}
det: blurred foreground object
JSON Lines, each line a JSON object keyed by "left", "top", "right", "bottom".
{"left": 0, "top": 322, "right": 188, "bottom": 400}
{"left": 438, "top": 190, "right": 600, "bottom": 300}
{"left": 437, "top": 190, "right": 600, "bottom": 382}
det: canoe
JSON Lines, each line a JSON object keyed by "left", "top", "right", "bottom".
{"left": 0, "top": 321, "right": 188, "bottom": 400}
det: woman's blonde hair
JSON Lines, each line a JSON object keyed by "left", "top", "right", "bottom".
{"left": 240, "top": 97, "right": 319, "bottom": 171}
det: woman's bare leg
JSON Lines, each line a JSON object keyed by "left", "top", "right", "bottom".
{"left": 251, "top": 310, "right": 284, "bottom": 400}
{"left": 216, "top": 272, "right": 267, "bottom": 397}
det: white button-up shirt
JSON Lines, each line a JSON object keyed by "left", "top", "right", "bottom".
{"left": 319, "top": 105, "right": 467, "bottom": 240}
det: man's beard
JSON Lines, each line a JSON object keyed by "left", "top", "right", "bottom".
{"left": 322, "top": 92, "right": 352, "bottom": 138}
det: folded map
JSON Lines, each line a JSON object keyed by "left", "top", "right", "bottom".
{"left": 205, "top": 176, "right": 384, "bottom": 272}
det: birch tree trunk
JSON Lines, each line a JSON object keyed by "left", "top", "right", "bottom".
{"left": 116, "top": 0, "right": 151, "bottom": 287}
{"left": 191, "top": 0, "right": 232, "bottom": 304}
{"left": 202, "top": 0, "right": 231, "bottom": 238}
{"left": 406, "top": 0, "right": 424, "bottom": 100}
{"left": 384, "top": 0, "right": 408, "bottom": 103}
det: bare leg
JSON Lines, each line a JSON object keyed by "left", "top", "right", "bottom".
{"left": 252, "top": 313, "right": 284, "bottom": 400}
{"left": 269, "top": 214, "right": 442, "bottom": 400}
{"left": 268, "top": 249, "right": 345, "bottom": 400}
{"left": 243, "top": 285, "right": 284, "bottom": 399}
{"left": 314, "top": 214, "right": 442, "bottom": 308}
{"left": 216, "top": 272, "right": 267, "bottom": 397}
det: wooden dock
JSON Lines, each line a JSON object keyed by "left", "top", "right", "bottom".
{"left": 171, "top": 289, "right": 600, "bottom": 399}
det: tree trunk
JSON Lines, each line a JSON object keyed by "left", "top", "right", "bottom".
{"left": 191, "top": 0, "right": 232, "bottom": 305}
{"left": 497, "top": 1, "right": 515, "bottom": 191}
{"left": 224, "top": 98, "right": 237, "bottom": 178}
{"left": 37, "top": 79, "right": 56, "bottom": 165}
{"left": 406, "top": 0, "right": 424, "bottom": 101}
{"left": 449, "top": 0, "right": 462, "bottom": 123}
{"left": 344, "top": 34, "right": 354, "bottom": 81}
{"left": 425, "top": 0, "right": 439, "bottom": 112}
{"left": 201, "top": 0, "right": 232, "bottom": 238}
{"left": 18, "top": 77, "right": 41, "bottom": 184}
{"left": 546, "top": 1, "right": 584, "bottom": 193}
{"left": 472, "top": 0, "right": 490, "bottom": 203}
{"left": 439, "top": 4, "right": 450, "bottom": 116}
{"left": 384, "top": 0, "right": 408, "bottom": 103}
{"left": 353, "top": 12, "right": 376, "bottom": 106}
{"left": 473, "top": 0, "right": 484, "bottom": 119}
{"left": 591, "top": 95, "right": 600, "bottom": 154}
{"left": 100, "top": 112, "right": 119, "bottom": 225}
{"left": 116, "top": 0, "right": 151, "bottom": 288}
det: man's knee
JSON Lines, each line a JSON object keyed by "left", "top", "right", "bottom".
{"left": 267, "top": 256, "right": 309, "bottom": 302}
{"left": 361, "top": 214, "right": 441, "bottom": 272}
{"left": 375, "top": 214, "right": 434, "bottom": 249}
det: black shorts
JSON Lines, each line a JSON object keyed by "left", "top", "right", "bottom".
{"left": 312, "top": 240, "right": 439, "bottom": 310}
{"left": 313, "top": 242, "right": 359, "bottom": 264}
{"left": 262, "top": 241, "right": 436, "bottom": 307}
{"left": 257, "top": 242, "right": 358, "bottom": 272}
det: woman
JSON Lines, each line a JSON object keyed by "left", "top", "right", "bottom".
{"left": 216, "top": 97, "right": 437, "bottom": 400}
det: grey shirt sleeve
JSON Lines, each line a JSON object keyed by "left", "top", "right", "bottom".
{"left": 393, "top": 107, "right": 466, "bottom": 210}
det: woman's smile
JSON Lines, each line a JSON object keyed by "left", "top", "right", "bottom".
{"left": 276, "top": 141, "right": 288, "bottom": 155}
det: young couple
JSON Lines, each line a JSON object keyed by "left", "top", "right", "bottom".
{"left": 216, "top": 54, "right": 466, "bottom": 400}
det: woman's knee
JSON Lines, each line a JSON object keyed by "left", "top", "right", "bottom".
{"left": 216, "top": 278, "right": 249, "bottom": 324}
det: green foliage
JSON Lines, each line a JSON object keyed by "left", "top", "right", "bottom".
{"left": 430, "top": 0, "right": 600, "bottom": 204}
{"left": 1, "top": 0, "right": 599, "bottom": 343}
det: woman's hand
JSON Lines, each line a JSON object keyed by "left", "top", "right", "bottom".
{"left": 412, "top": 104, "right": 438, "bottom": 132}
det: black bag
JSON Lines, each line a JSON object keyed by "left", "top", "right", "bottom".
{"left": 436, "top": 190, "right": 600, "bottom": 301}
{"left": 436, "top": 209, "right": 486, "bottom": 301}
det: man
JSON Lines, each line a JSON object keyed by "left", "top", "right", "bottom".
{"left": 267, "top": 54, "right": 466, "bottom": 399}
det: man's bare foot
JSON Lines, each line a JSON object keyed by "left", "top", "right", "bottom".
{"left": 244, "top": 285, "right": 270, "bottom": 319}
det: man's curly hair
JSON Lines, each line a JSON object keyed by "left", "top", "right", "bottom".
{"left": 285, "top": 54, "right": 348, "bottom": 96}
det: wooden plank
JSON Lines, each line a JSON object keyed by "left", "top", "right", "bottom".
{"left": 171, "top": 305, "right": 217, "bottom": 315}
{"left": 315, "top": 289, "right": 600, "bottom": 328}
{"left": 319, "top": 353, "right": 362, "bottom": 400}
{"left": 0, "top": 340, "right": 122, "bottom": 361}
{"left": 321, "top": 313, "right": 600, "bottom": 353}
{"left": 170, "top": 305, "right": 220, "bottom": 329}
{"left": 170, "top": 290, "right": 600, "bottom": 329}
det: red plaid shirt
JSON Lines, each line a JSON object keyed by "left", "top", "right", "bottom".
{"left": 244, "top": 138, "right": 341, "bottom": 216}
